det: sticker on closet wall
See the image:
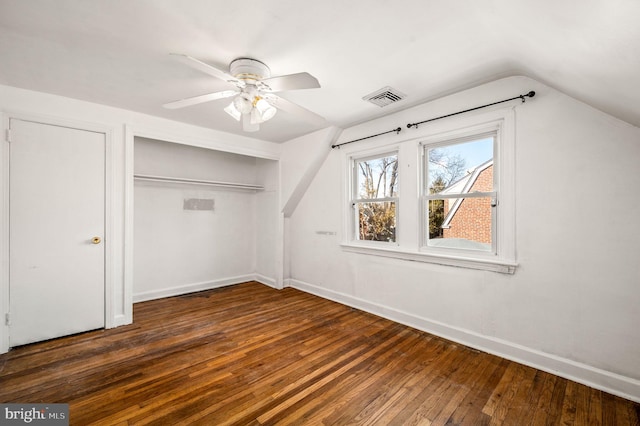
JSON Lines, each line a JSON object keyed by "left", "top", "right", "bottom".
{"left": 183, "top": 198, "right": 215, "bottom": 211}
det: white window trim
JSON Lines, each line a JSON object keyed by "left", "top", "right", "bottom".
{"left": 341, "top": 244, "right": 516, "bottom": 274}
{"left": 341, "top": 107, "right": 517, "bottom": 274}
{"left": 422, "top": 131, "right": 497, "bottom": 255}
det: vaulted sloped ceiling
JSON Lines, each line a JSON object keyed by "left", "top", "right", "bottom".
{"left": 0, "top": 0, "right": 638, "bottom": 142}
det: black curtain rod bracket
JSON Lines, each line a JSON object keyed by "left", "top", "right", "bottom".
{"left": 331, "top": 127, "right": 402, "bottom": 149}
{"left": 407, "top": 91, "right": 535, "bottom": 129}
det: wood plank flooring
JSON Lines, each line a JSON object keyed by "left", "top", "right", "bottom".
{"left": 1, "top": 281, "right": 638, "bottom": 425}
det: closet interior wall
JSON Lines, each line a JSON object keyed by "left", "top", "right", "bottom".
{"left": 133, "top": 137, "right": 277, "bottom": 302}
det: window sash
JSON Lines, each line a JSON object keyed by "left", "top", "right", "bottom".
{"left": 351, "top": 150, "right": 399, "bottom": 244}
{"left": 423, "top": 195, "right": 497, "bottom": 254}
{"left": 423, "top": 191, "right": 496, "bottom": 200}
{"left": 352, "top": 151, "right": 398, "bottom": 201}
{"left": 423, "top": 133, "right": 496, "bottom": 196}
{"left": 353, "top": 200, "right": 398, "bottom": 243}
{"left": 353, "top": 196, "right": 398, "bottom": 204}
{"left": 421, "top": 133, "right": 497, "bottom": 253}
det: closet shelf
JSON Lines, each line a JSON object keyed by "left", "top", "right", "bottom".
{"left": 134, "top": 174, "right": 264, "bottom": 191}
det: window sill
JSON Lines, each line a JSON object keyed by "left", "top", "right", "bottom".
{"left": 340, "top": 243, "right": 517, "bottom": 274}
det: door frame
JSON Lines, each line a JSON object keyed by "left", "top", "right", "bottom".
{"left": 0, "top": 111, "right": 116, "bottom": 353}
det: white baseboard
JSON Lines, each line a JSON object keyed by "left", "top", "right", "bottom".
{"left": 110, "top": 314, "right": 131, "bottom": 328}
{"left": 133, "top": 274, "right": 257, "bottom": 303}
{"left": 253, "top": 274, "right": 277, "bottom": 289}
{"left": 286, "top": 278, "right": 640, "bottom": 403}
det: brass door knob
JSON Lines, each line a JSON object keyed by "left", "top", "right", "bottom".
{"left": 92, "top": 237, "right": 102, "bottom": 244}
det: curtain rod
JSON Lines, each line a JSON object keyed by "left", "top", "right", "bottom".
{"left": 331, "top": 91, "right": 535, "bottom": 149}
{"left": 331, "top": 127, "right": 402, "bottom": 149}
{"left": 406, "top": 91, "right": 535, "bottom": 129}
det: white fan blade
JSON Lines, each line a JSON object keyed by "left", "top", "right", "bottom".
{"left": 170, "top": 53, "right": 242, "bottom": 87}
{"left": 163, "top": 90, "right": 238, "bottom": 109}
{"left": 267, "top": 95, "right": 326, "bottom": 126}
{"left": 263, "top": 72, "right": 320, "bottom": 92}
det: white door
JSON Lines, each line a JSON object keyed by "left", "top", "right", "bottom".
{"left": 9, "top": 118, "right": 105, "bottom": 346}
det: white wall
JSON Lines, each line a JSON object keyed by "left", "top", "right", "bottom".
{"left": 133, "top": 138, "right": 273, "bottom": 301}
{"left": 279, "top": 127, "right": 341, "bottom": 214}
{"left": 254, "top": 158, "right": 279, "bottom": 286}
{"left": 284, "top": 76, "right": 640, "bottom": 402}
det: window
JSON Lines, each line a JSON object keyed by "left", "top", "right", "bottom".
{"left": 342, "top": 108, "right": 516, "bottom": 273}
{"left": 423, "top": 134, "right": 496, "bottom": 253}
{"left": 351, "top": 152, "right": 398, "bottom": 243}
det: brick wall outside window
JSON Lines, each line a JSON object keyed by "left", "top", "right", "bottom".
{"left": 443, "top": 165, "right": 493, "bottom": 243}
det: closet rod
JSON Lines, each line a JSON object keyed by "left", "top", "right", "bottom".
{"left": 133, "top": 174, "right": 264, "bottom": 190}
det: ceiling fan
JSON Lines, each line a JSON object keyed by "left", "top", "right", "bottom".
{"left": 163, "top": 54, "right": 325, "bottom": 132}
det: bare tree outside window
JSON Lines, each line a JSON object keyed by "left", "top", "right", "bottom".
{"left": 428, "top": 175, "right": 448, "bottom": 239}
{"left": 355, "top": 154, "right": 398, "bottom": 242}
{"left": 428, "top": 149, "right": 467, "bottom": 189}
{"left": 427, "top": 148, "right": 466, "bottom": 239}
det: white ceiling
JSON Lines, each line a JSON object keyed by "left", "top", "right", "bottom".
{"left": 1, "top": 0, "right": 639, "bottom": 143}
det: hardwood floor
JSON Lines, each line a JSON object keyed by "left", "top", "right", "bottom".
{"left": 1, "top": 281, "right": 638, "bottom": 425}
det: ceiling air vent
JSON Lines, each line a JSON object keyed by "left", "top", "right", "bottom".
{"left": 363, "top": 86, "right": 406, "bottom": 107}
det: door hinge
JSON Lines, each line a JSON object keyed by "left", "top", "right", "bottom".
{"left": 5, "top": 129, "right": 11, "bottom": 143}
{"left": 4, "top": 313, "right": 10, "bottom": 326}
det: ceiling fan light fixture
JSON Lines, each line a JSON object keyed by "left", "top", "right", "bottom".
{"left": 255, "top": 98, "right": 277, "bottom": 122}
{"left": 250, "top": 108, "right": 261, "bottom": 125}
{"left": 166, "top": 55, "right": 324, "bottom": 132}
{"left": 242, "top": 113, "right": 259, "bottom": 132}
{"left": 249, "top": 97, "right": 277, "bottom": 124}
{"left": 223, "top": 101, "right": 241, "bottom": 121}
{"left": 233, "top": 93, "right": 253, "bottom": 114}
